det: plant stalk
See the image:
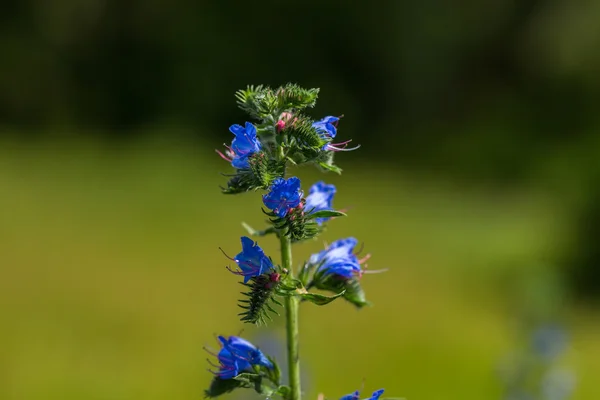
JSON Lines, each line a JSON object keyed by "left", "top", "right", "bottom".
{"left": 280, "top": 234, "right": 301, "bottom": 400}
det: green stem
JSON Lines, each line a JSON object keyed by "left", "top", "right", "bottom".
{"left": 280, "top": 233, "right": 301, "bottom": 400}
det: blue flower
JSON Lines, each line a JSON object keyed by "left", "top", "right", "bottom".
{"left": 218, "top": 122, "right": 261, "bottom": 169}
{"left": 232, "top": 236, "right": 274, "bottom": 283}
{"left": 310, "top": 237, "right": 363, "bottom": 279}
{"left": 305, "top": 181, "right": 336, "bottom": 224}
{"left": 312, "top": 116, "right": 339, "bottom": 140}
{"left": 216, "top": 346, "right": 250, "bottom": 379}
{"left": 340, "top": 389, "right": 385, "bottom": 400}
{"left": 213, "top": 335, "right": 273, "bottom": 379}
{"left": 339, "top": 390, "right": 360, "bottom": 400}
{"left": 219, "top": 335, "right": 273, "bottom": 369}
{"left": 262, "top": 177, "right": 303, "bottom": 218}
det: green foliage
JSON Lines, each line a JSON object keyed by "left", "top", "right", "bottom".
{"left": 235, "top": 85, "right": 278, "bottom": 121}
{"left": 297, "top": 289, "right": 346, "bottom": 305}
{"left": 309, "top": 271, "right": 371, "bottom": 308}
{"left": 206, "top": 366, "right": 283, "bottom": 399}
{"left": 315, "top": 150, "right": 343, "bottom": 174}
{"left": 221, "top": 152, "right": 285, "bottom": 194}
{"left": 238, "top": 274, "right": 283, "bottom": 325}
{"left": 263, "top": 208, "right": 321, "bottom": 242}
{"left": 305, "top": 210, "right": 347, "bottom": 220}
{"left": 241, "top": 222, "right": 277, "bottom": 237}
{"left": 275, "top": 84, "right": 319, "bottom": 111}
{"left": 235, "top": 84, "right": 319, "bottom": 122}
{"left": 205, "top": 377, "right": 251, "bottom": 398}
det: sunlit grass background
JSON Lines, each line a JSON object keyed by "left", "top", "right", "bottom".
{"left": 1, "top": 133, "right": 598, "bottom": 400}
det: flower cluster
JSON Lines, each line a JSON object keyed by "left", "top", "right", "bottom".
{"left": 261, "top": 178, "right": 342, "bottom": 241}
{"left": 206, "top": 84, "right": 390, "bottom": 400}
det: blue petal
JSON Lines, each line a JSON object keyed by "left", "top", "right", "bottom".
{"left": 244, "top": 121, "right": 257, "bottom": 136}
{"left": 231, "top": 155, "right": 250, "bottom": 169}
{"left": 365, "top": 389, "right": 385, "bottom": 400}
{"left": 229, "top": 124, "right": 245, "bottom": 136}
{"left": 339, "top": 390, "right": 360, "bottom": 400}
{"left": 262, "top": 177, "right": 303, "bottom": 217}
{"left": 251, "top": 350, "right": 273, "bottom": 369}
{"left": 227, "top": 336, "right": 258, "bottom": 354}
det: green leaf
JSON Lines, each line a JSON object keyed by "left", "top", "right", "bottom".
{"left": 276, "top": 83, "right": 319, "bottom": 111}
{"left": 277, "top": 385, "right": 292, "bottom": 400}
{"left": 241, "top": 222, "right": 277, "bottom": 237}
{"left": 317, "top": 161, "right": 343, "bottom": 174}
{"left": 342, "top": 278, "right": 371, "bottom": 308}
{"left": 305, "top": 210, "right": 347, "bottom": 220}
{"left": 298, "top": 262, "right": 316, "bottom": 287}
{"left": 265, "top": 356, "right": 281, "bottom": 386}
{"left": 232, "top": 372, "right": 259, "bottom": 383}
{"left": 298, "top": 290, "right": 346, "bottom": 305}
{"left": 205, "top": 377, "right": 251, "bottom": 398}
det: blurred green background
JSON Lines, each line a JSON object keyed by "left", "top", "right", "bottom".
{"left": 1, "top": 1, "right": 600, "bottom": 399}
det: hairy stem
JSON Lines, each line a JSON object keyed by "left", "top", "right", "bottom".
{"left": 280, "top": 234, "right": 301, "bottom": 400}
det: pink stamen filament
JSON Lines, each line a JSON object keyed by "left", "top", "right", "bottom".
{"left": 327, "top": 142, "right": 361, "bottom": 152}
{"left": 358, "top": 253, "right": 371, "bottom": 264}
{"left": 215, "top": 149, "right": 233, "bottom": 162}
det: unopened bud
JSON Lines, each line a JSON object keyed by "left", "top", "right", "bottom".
{"left": 276, "top": 120, "right": 285, "bottom": 133}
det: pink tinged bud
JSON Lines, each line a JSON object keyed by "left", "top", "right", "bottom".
{"left": 276, "top": 120, "right": 285, "bottom": 133}
{"left": 270, "top": 272, "right": 281, "bottom": 282}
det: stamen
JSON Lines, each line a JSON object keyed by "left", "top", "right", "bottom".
{"left": 215, "top": 149, "right": 233, "bottom": 162}
{"left": 327, "top": 143, "right": 361, "bottom": 152}
{"left": 362, "top": 268, "right": 389, "bottom": 274}
{"left": 218, "top": 247, "right": 236, "bottom": 262}
{"left": 203, "top": 346, "right": 219, "bottom": 357}
{"left": 354, "top": 242, "right": 365, "bottom": 256}
{"left": 358, "top": 254, "right": 372, "bottom": 264}
{"left": 225, "top": 265, "right": 244, "bottom": 276}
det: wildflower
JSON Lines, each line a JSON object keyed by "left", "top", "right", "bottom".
{"left": 214, "top": 345, "right": 250, "bottom": 379}
{"left": 262, "top": 177, "right": 303, "bottom": 218}
{"left": 310, "top": 237, "right": 367, "bottom": 279}
{"left": 210, "top": 335, "right": 273, "bottom": 379}
{"left": 340, "top": 389, "right": 385, "bottom": 400}
{"left": 217, "top": 122, "right": 262, "bottom": 169}
{"left": 312, "top": 116, "right": 339, "bottom": 140}
{"left": 312, "top": 115, "right": 359, "bottom": 152}
{"left": 219, "top": 335, "right": 273, "bottom": 369}
{"left": 305, "top": 181, "right": 336, "bottom": 224}
{"left": 227, "top": 237, "right": 274, "bottom": 283}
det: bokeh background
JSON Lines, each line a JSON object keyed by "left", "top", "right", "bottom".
{"left": 1, "top": 1, "right": 600, "bottom": 399}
